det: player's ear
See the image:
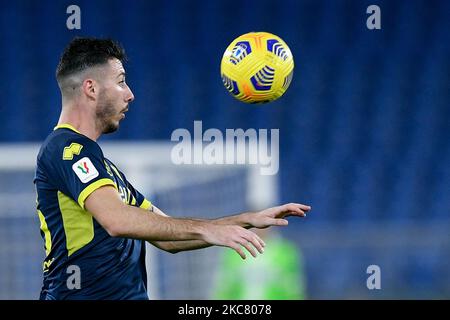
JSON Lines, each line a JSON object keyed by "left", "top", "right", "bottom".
{"left": 82, "top": 78, "right": 97, "bottom": 101}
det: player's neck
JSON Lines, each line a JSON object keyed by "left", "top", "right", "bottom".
{"left": 58, "top": 105, "right": 101, "bottom": 141}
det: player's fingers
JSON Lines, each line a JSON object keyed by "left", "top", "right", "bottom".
{"left": 240, "top": 233, "right": 263, "bottom": 255}
{"left": 230, "top": 243, "right": 246, "bottom": 260}
{"left": 284, "top": 204, "right": 307, "bottom": 215}
{"left": 239, "top": 239, "right": 258, "bottom": 258}
{"left": 288, "top": 203, "right": 312, "bottom": 211}
{"left": 255, "top": 234, "right": 266, "bottom": 250}
{"left": 247, "top": 233, "right": 265, "bottom": 254}
{"left": 284, "top": 209, "right": 306, "bottom": 217}
{"left": 284, "top": 204, "right": 312, "bottom": 217}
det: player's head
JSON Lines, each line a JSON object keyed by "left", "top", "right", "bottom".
{"left": 56, "top": 37, "right": 134, "bottom": 134}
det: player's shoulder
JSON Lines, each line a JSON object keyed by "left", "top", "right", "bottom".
{"left": 37, "top": 125, "right": 103, "bottom": 164}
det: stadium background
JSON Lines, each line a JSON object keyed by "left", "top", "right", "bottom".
{"left": 0, "top": 0, "right": 449, "bottom": 299}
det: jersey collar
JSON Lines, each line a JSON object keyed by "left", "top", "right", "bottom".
{"left": 53, "top": 123, "right": 81, "bottom": 134}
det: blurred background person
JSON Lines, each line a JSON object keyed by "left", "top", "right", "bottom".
{"left": 212, "top": 228, "right": 307, "bottom": 300}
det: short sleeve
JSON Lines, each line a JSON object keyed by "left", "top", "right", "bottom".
{"left": 46, "top": 136, "right": 117, "bottom": 209}
{"left": 119, "top": 172, "right": 152, "bottom": 210}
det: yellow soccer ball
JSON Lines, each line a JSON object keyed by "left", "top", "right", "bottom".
{"left": 221, "top": 32, "right": 294, "bottom": 104}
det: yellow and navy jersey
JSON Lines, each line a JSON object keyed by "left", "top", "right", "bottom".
{"left": 34, "top": 124, "right": 152, "bottom": 300}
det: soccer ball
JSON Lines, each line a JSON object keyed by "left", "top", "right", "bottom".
{"left": 221, "top": 32, "right": 294, "bottom": 104}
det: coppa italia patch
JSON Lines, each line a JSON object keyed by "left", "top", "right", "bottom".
{"left": 72, "top": 157, "right": 99, "bottom": 183}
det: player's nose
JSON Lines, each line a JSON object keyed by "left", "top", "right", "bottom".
{"left": 126, "top": 86, "right": 135, "bottom": 103}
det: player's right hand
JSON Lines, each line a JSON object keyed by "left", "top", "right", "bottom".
{"left": 202, "top": 224, "right": 265, "bottom": 259}
{"left": 248, "top": 203, "right": 311, "bottom": 229}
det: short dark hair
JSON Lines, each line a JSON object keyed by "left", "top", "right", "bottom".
{"left": 56, "top": 37, "right": 126, "bottom": 81}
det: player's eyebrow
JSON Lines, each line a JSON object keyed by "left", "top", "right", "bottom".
{"left": 117, "top": 71, "right": 126, "bottom": 78}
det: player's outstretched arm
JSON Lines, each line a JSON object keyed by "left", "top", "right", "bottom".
{"left": 148, "top": 203, "right": 311, "bottom": 254}
{"left": 84, "top": 186, "right": 264, "bottom": 259}
{"left": 208, "top": 203, "right": 311, "bottom": 229}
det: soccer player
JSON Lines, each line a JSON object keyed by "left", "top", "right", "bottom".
{"left": 34, "top": 37, "right": 311, "bottom": 300}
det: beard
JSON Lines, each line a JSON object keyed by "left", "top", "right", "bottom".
{"left": 96, "top": 92, "right": 121, "bottom": 134}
